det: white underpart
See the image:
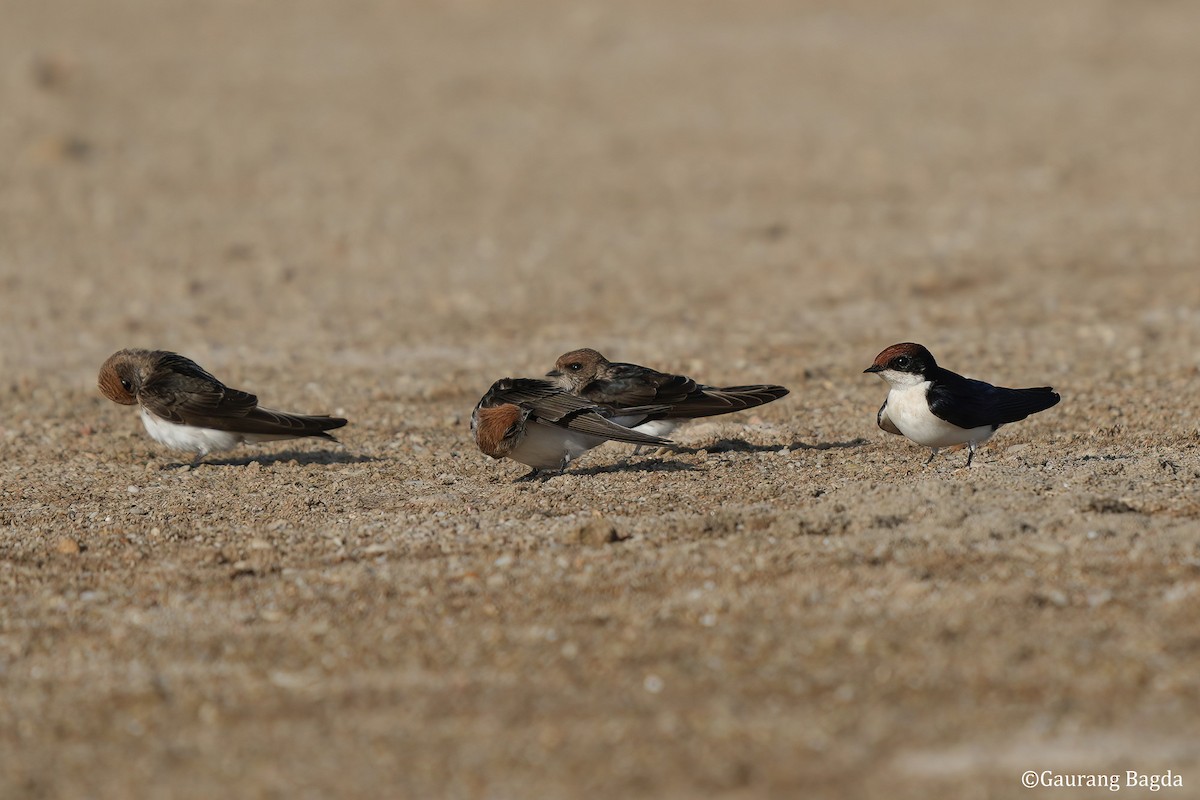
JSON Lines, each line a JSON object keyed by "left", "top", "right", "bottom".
{"left": 877, "top": 370, "right": 995, "bottom": 449}
{"left": 140, "top": 408, "right": 244, "bottom": 455}
{"left": 507, "top": 421, "right": 608, "bottom": 470}
{"left": 613, "top": 416, "right": 680, "bottom": 439}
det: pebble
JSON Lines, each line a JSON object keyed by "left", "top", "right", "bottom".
{"left": 577, "top": 518, "right": 625, "bottom": 546}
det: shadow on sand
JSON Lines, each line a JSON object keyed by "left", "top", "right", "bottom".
{"left": 518, "top": 458, "right": 699, "bottom": 481}
{"left": 676, "top": 437, "right": 869, "bottom": 455}
{"left": 165, "top": 450, "right": 377, "bottom": 469}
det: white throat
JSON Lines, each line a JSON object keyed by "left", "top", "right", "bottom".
{"left": 876, "top": 368, "right": 925, "bottom": 389}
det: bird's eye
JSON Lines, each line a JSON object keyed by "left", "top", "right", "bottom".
{"left": 120, "top": 378, "right": 133, "bottom": 392}
{"left": 568, "top": 363, "right": 582, "bottom": 371}
{"left": 894, "top": 356, "right": 911, "bottom": 369}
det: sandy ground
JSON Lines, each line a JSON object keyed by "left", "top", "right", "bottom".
{"left": 2, "top": 1, "right": 1200, "bottom": 797}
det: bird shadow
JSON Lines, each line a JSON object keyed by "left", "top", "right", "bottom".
{"left": 523, "top": 458, "right": 699, "bottom": 481}
{"left": 674, "top": 437, "right": 869, "bottom": 455}
{"left": 163, "top": 450, "right": 377, "bottom": 469}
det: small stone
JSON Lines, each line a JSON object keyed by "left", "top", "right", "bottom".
{"left": 577, "top": 518, "right": 625, "bottom": 546}
{"left": 56, "top": 537, "right": 80, "bottom": 555}
{"left": 1035, "top": 589, "right": 1069, "bottom": 608}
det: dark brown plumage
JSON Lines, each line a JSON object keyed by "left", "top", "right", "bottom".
{"left": 98, "top": 348, "right": 347, "bottom": 457}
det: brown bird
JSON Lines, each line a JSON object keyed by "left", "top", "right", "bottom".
{"left": 546, "top": 348, "right": 789, "bottom": 440}
{"left": 472, "top": 377, "right": 672, "bottom": 478}
{"left": 98, "top": 348, "right": 347, "bottom": 462}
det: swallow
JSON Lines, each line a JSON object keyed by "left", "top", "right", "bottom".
{"left": 471, "top": 377, "right": 673, "bottom": 479}
{"left": 98, "top": 349, "right": 347, "bottom": 462}
{"left": 864, "top": 342, "right": 1060, "bottom": 467}
{"left": 546, "top": 348, "right": 789, "bottom": 440}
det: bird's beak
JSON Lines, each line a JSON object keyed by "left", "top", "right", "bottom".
{"left": 863, "top": 365, "right": 883, "bottom": 374}
{"left": 546, "top": 369, "right": 563, "bottom": 378}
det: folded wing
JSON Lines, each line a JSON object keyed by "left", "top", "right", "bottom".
{"left": 481, "top": 378, "right": 672, "bottom": 446}
{"left": 928, "top": 371, "right": 1060, "bottom": 430}
{"left": 142, "top": 353, "right": 346, "bottom": 439}
{"left": 580, "top": 363, "right": 789, "bottom": 419}
{"left": 876, "top": 400, "right": 903, "bottom": 435}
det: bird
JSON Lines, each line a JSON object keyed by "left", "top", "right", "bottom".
{"left": 98, "top": 348, "right": 347, "bottom": 463}
{"left": 545, "top": 348, "right": 789, "bottom": 441}
{"left": 471, "top": 377, "right": 673, "bottom": 479}
{"left": 863, "top": 342, "right": 1060, "bottom": 467}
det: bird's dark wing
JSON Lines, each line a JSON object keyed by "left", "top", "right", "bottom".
{"left": 532, "top": 408, "right": 672, "bottom": 446}
{"left": 876, "top": 400, "right": 902, "bottom": 435}
{"left": 141, "top": 352, "right": 346, "bottom": 438}
{"left": 579, "top": 363, "right": 700, "bottom": 406}
{"left": 478, "top": 378, "right": 584, "bottom": 417}
{"left": 581, "top": 363, "right": 789, "bottom": 420}
{"left": 659, "top": 384, "right": 790, "bottom": 419}
{"left": 927, "top": 370, "right": 1060, "bottom": 430}
{"left": 480, "top": 378, "right": 672, "bottom": 445}
{"left": 139, "top": 352, "right": 258, "bottom": 423}
{"left": 187, "top": 408, "right": 347, "bottom": 439}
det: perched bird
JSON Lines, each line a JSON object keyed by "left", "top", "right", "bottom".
{"left": 863, "top": 342, "right": 1060, "bottom": 467}
{"left": 98, "top": 349, "right": 347, "bottom": 462}
{"left": 545, "top": 348, "right": 789, "bottom": 440}
{"left": 471, "top": 377, "right": 672, "bottom": 478}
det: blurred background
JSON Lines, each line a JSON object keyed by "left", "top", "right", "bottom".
{"left": 2, "top": 0, "right": 1197, "bottom": 395}
{"left": 4, "top": 3, "right": 1200, "bottom": 798}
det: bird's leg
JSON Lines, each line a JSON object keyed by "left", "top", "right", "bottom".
{"left": 925, "top": 448, "right": 939, "bottom": 465}
{"left": 966, "top": 442, "right": 977, "bottom": 468}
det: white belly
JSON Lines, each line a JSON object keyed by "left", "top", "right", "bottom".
{"left": 140, "top": 408, "right": 243, "bottom": 455}
{"left": 613, "top": 417, "right": 680, "bottom": 439}
{"left": 885, "top": 383, "right": 995, "bottom": 448}
{"left": 508, "top": 421, "right": 605, "bottom": 470}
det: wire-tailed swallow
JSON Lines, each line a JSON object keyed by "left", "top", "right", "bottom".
{"left": 546, "top": 348, "right": 789, "bottom": 440}
{"left": 471, "top": 377, "right": 672, "bottom": 478}
{"left": 864, "top": 342, "right": 1060, "bottom": 467}
{"left": 98, "top": 349, "right": 347, "bottom": 462}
